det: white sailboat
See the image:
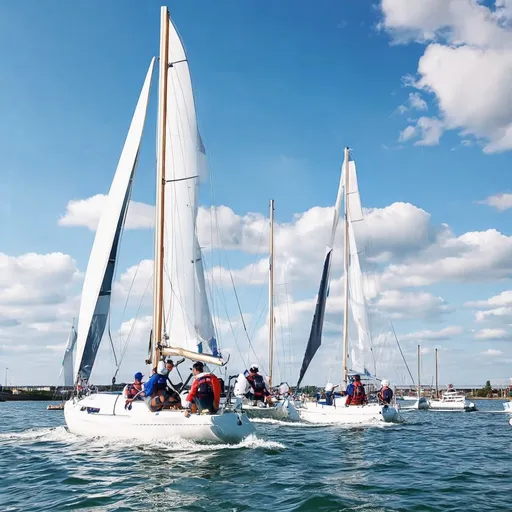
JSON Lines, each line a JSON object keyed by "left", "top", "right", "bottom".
{"left": 396, "top": 345, "right": 429, "bottom": 411}
{"left": 296, "top": 148, "right": 398, "bottom": 424}
{"left": 233, "top": 200, "right": 300, "bottom": 421}
{"left": 64, "top": 7, "right": 254, "bottom": 443}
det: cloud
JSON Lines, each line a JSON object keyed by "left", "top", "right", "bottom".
{"left": 401, "top": 326, "right": 464, "bottom": 342}
{"left": 380, "top": 0, "right": 512, "bottom": 153}
{"left": 474, "top": 328, "right": 509, "bottom": 341}
{"left": 482, "top": 349, "right": 504, "bottom": 356}
{"left": 59, "top": 194, "right": 154, "bottom": 230}
{"left": 477, "top": 192, "right": 512, "bottom": 211}
{"left": 397, "top": 92, "right": 428, "bottom": 114}
{"left": 466, "top": 290, "right": 512, "bottom": 323}
{"left": 373, "top": 290, "right": 452, "bottom": 320}
{"left": 380, "top": 229, "right": 512, "bottom": 289}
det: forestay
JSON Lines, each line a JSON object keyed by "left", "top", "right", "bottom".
{"left": 73, "top": 59, "right": 155, "bottom": 382}
{"left": 161, "top": 19, "right": 218, "bottom": 357}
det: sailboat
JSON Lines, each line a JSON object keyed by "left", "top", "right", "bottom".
{"left": 395, "top": 344, "right": 429, "bottom": 411}
{"left": 296, "top": 148, "right": 398, "bottom": 424}
{"left": 64, "top": 7, "right": 254, "bottom": 443}
{"left": 48, "top": 320, "right": 77, "bottom": 411}
{"left": 232, "top": 200, "right": 300, "bottom": 421}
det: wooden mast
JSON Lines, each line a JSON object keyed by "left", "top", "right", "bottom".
{"left": 268, "top": 199, "right": 275, "bottom": 388}
{"left": 152, "top": 6, "right": 170, "bottom": 367}
{"left": 342, "top": 147, "right": 350, "bottom": 389}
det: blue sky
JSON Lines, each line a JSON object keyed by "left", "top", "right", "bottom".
{"left": 1, "top": 0, "right": 512, "bottom": 387}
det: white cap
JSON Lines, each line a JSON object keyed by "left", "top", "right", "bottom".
{"left": 381, "top": 379, "right": 389, "bottom": 387}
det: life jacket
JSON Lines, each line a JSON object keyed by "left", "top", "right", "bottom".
{"left": 251, "top": 374, "right": 266, "bottom": 393}
{"left": 127, "top": 383, "right": 143, "bottom": 399}
{"left": 351, "top": 381, "right": 365, "bottom": 405}
{"left": 378, "top": 387, "right": 392, "bottom": 403}
{"left": 196, "top": 374, "right": 215, "bottom": 399}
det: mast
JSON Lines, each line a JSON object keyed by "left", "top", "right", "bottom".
{"left": 268, "top": 199, "right": 275, "bottom": 388}
{"left": 417, "top": 344, "right": 421, "bottom": 399}
{"left": 342, "top": 147, "right": 350, "bottom": 389}
{"left": 152, "top": 6, "right": 170, "bottom": 367}
{"left": 435, "top": 348, "right": 439, "bottom": 398}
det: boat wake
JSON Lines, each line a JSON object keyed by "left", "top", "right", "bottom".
{"left": 0, "top": 427, "right": 285, "bottom": 452}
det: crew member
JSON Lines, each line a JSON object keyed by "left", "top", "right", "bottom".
{"left": 345, "top": 374, "right": 367, "bottom": 406}
{"left": 184, "top": 361, "right": 221, "bottom": 416}
{"left": 377, "top": 379, "right": 393, "bottom": 404}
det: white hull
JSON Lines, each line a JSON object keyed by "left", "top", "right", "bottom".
{"left": 64, "top": 393, "right": 255, "bottom": 444}
{"left": 397, "top": 397, "right": 429, "bottom": 410}
{"left": 298, "top": 397, "right": 399, "bottom": 424}
{"left": 503, "top": 401, "right": 512, "bottom": 413}
{"left": 242, "top": 398, "right": 300, "bottom": 422}
{"left": 429, "top": 399, "right": 476, "bottom": 411}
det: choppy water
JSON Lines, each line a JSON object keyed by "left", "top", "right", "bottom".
{"left": 0, "top": 400, "right": 511, "bottom": 511}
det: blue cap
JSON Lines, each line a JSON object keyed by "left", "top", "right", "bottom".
{"left": 134, "top": 372, "right": 143, "bottom": 381}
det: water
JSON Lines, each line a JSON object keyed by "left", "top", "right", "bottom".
{"left": 0, "top": 400, "right": 510, "bottom": 511}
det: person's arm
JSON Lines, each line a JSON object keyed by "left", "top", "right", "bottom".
{"left": 185, "top": 379, "right": 198, "bottom": 405}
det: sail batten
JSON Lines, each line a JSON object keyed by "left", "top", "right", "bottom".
{"left": 73, "top": 58, "right": 155, "bottom": 383}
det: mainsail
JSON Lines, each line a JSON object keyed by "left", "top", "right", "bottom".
{"left": 60, "top": 322, "right": 77, "bottom": 387}
{"left": 73, "top": 59, "right": 155, "bottom": 382}
{"left": 161, "top": 18, "right": 218, "bottom": 359}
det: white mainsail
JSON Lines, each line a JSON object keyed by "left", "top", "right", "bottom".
{"left": 60, "top": 322, "right": 77, "bottom": 387}
{"left": 342, "top": 159, "right": 374, "bottom": 377}
{"left": 161, "top": 19, "right": 218, "bottom": 357}
{"left": 73, "top": 58, "right": 155, "bottom": 382}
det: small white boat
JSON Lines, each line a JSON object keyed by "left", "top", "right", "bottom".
{"left": 232, "top": 374, "right": 300, "bottom": 421}
{"left": 429, "top": 387, "right": 476, "bottom": 411}
{"left": 503, "top": 401, "right": 512, "bottom": 413}
{"left": 298, "top": 395, "right": 398, "bottom": 424}
{"left": 397, "top": 396, "right": 429, "bottom": 410}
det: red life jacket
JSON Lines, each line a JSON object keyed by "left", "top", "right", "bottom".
{"left": 196, "top": 374, "right": 215, "bottom": 399}
{"left": 127, "top": 383, "right": 143, "bottom": 399}
{"left": 351, "top": 381, "right": 365, "bottom": 405}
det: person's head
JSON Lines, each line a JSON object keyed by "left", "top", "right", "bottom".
{"left": 165, "top": 357, "right": 174, "bottom": 371}
{"left": 134, "top": 372, "right": 143, "bottom": 383}
{"left": 191, "top": 361, "right": 204, "bottom": 375}
{"left": 381, "top": 379, "right": 389, "bottom": 388}
{"left": 353, "top": 374, "right": 361, "bottom": 382}
{"left": 249, "top": 364, "right": 258, "bottom": 374}
{"left": 157, "top": 360, "right": 168, "bottom": 376}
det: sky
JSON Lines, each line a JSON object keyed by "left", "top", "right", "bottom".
{"left": 1, "top": 0, "right": 512, "bottom": 388}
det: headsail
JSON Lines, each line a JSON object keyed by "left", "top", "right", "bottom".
{"left": 296, "top": 158, "right": 345, "bottom": 387}
{"left": 160, "top": 16, "right": 220, "bottom": 364}
{"left": 73, "top": 58, "right": 155, "bottom": 383}
{"left": 60, "top": 322, "right": 77, "bottom": 387}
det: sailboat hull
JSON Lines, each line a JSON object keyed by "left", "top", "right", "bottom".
{"left": 428, "top": 399, "right": 476, "bottom": 411}
{"left": 64, "top": 393, "right": 255, "bottom": 444}
{"left": 241, "top": 398, "right": 300, "bottom": 422}
{"left": 298, "top": 397, "right": 399, "bottom": 424}
{"left": 397, "top": 397, "right": 430, "bottom": 410}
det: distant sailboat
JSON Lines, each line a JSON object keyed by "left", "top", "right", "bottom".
{"left": 296, "top": 148, "right": 398, "bottom": 424}
{"left": 48, "top": 321, "right": 77, "bottom": 411}
{"left": 64, "top": 7, "right": 254, "bottom": 443}
{"left": 232, "top": 200, "right": 300, "bottom": 421}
